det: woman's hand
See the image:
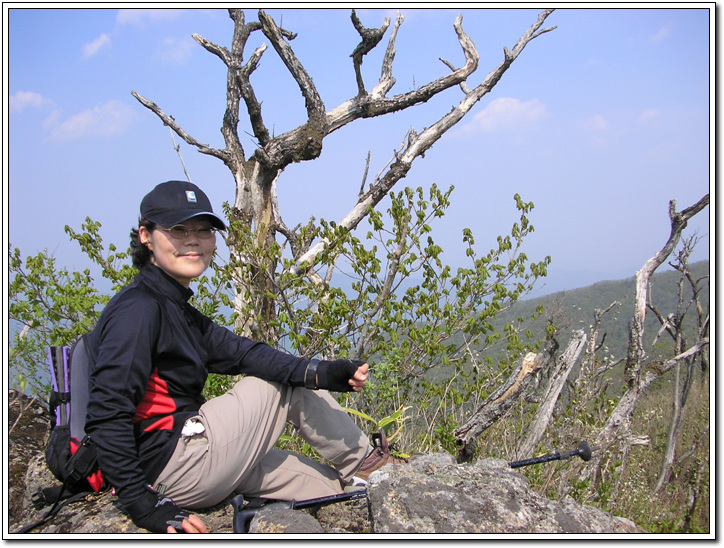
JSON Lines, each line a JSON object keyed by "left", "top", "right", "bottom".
{"left": 316, "top": 359, "right": 369, "bottom": 392}
{"left": 348, "top": 362, "right": 369, "bottom": 392}
{"left": 167, "top": 514, "right": 208, "bottom": 533}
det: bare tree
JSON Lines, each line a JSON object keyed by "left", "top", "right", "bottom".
{"left": 131, "top": 8, "right": 556, "bottom": 340}
{"left": 649, "top": 235, "right": 709, "bottom": 493}
{"left": 516, "top": 329, "right": 587, "bottom": 459}
{"left": 453, "top": 346, "right": 556, "bottom": 461}
{"left": 581, "top": 195, "right": 710, "bottom": 487}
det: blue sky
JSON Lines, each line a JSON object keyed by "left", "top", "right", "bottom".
{"left": 5, "top": 6, "right": 712, "bottom": 298}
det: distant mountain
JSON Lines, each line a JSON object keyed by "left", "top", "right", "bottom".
{"left": 498, "top": 260, "right": 710, "bottom": 362}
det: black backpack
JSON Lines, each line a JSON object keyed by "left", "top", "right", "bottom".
{"left": 19, "top": 335, "right": 106, "bottom": 533}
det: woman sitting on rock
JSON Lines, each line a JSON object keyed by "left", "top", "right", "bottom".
{"left": 84, "top": 180, "right": 404, "bottom": 533}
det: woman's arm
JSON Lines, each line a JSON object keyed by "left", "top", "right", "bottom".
{"left": 85, "top": 294, "right": 160, "bottom": 507}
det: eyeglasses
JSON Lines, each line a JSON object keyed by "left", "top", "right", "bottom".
{"left": 160, "top": 225, "right": 218, "bottom": 240}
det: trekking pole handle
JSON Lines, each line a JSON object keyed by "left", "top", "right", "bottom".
{"left": 572, "top": 440, "right": 593, "bottom": 461}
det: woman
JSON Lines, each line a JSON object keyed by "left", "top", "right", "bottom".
{"left": 84, "top": 180, "right": 401, "bottom": 533}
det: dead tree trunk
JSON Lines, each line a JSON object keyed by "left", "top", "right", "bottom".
{"left": 582, "top": 195, "right": 709, "bottom": 487}
{"left": 131, "top": 8, "right": 556, "bottom": 343}
{"left": 454, "top": 345, "right": 556, "bottom": 462}
{"left": 517, "top": 329, "right": 587, "bottom": 459}
{"left": 650, "top": 236, "right": 709, "bottom": 493}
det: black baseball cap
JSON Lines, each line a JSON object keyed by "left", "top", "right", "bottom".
{"left": 140, "top": 180, "right": 226, "bottom": 230}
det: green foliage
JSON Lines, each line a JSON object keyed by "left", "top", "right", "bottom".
{"left": 344, "top": 405, "right": 411, "bottom": 459}
{"left": 9, "top": 188, "right": 550, "bottom": 432}
{"left": 9, "top": 238, "right": 110, "bottom": 397}
{"left": 273, "top": 424, "right": 315, "bottom": 460}
{"left": 201, "top": 371, "right": 238, "bottom": 401}
{"left": 323, "top": 188, "right": 550, "bottom": 446}
{"left": 615, "top": 370, "right": 710, "bottom": 533}
{"left": 65, "top": 218, "right": 137, "bottom": 292}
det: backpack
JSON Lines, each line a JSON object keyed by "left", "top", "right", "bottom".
{"left": 19, "top": 335, "right": 106, "bottom": 533}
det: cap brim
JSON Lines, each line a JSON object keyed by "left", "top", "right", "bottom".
{"left": 148, "top": 210, "right": 227, "bottom": 231}
{"left": 182, "top": 212, "right": 227, "bottom": 231}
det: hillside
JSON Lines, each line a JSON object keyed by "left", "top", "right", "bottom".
{"left": 498, "top": 260, "right": 710, "bottom": 362}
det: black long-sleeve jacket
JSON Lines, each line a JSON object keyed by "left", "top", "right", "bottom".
{"left": 84, "top": 265, "right": 310, "bottom": 507}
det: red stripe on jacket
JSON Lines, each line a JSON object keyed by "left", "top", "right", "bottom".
{"left": 134, "top": 368, "right": 176, "bottom": 431}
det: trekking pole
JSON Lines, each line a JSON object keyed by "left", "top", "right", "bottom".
{"left": 508, "top": 441, "right": 593, "bottom": 469}
{"left": 232, "top": 490, "right": 367, "bottom": 533}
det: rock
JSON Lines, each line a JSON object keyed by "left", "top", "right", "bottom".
{"left": 8, "top": 390, "right": 49, "bottom": 525}
{"left": 8, "top": 391, "right": 645, "bottom": 535}
{"left": 366, "top": 452, "right": 646, "bottom": 534}
{"left": 314, "top": 495, "right": 370, "bottom": 533}
{"left": 249, "top": 506, "right": 324, "bottom": 534}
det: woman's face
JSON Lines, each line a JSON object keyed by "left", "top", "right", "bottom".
{"left": 139, "top": 218, "right": 217, "bottom": 287}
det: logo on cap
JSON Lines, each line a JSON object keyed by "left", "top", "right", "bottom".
{"left": 186, "top": 191, "right": 197, "bottom": 203}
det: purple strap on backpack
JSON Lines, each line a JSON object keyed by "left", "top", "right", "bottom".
{"left": 62, "top": 346, "right": 70, "bottom": 424}
{"left": 48, "top": 347, "right": 70, "bottom": 426}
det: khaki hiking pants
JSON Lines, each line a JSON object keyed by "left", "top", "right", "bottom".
{"left": 153, "top": 376, "right": 369, "bottom": 509}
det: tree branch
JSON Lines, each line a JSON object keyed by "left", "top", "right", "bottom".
{"left": 131, "top": 90, "right": 231, "bottom": 163}
{"left": 352, "top": 193, "right": 412, "bottom": 358}
{"left": 327, "top": 12, "right": 481, "bottom": 130}
{"left": 258, "top": 10, "right": 322, "bottom": 119}
{"left": 350, "top": 9, "right": 391, "bottom": 97}
{"left": 192, "top": 32, "right": 233, "bottom": 66}
{"left": 453, "top": 348, "right": 554, "bottom": 460}
{"left": 358, "top": 151, "right": 371, "bottom": 197}
{"left": 218, "top": 9, "right": 259, "bottom": 166}
{"left": 255, "top": 10, "right": 328, "bottom": 169}
{"left": 580, "top": 195, "right": 708, "bottom": 489}
{"left": 518, "top": 330, "right": 587, "bottom": 459}
{"left": 641, "top": 337, "right": 709, "bottom": 388}
{"left": 626, "top": 194, "right": 709, "bottom": 381}
{"left": 293, "top": 10, "right": 556, "bottom": 273}
{"left": 372, "top": 11, "right": 404, "bottom": 98}
{"left": 236, "top": 43, "right": 271, "bottom": 147}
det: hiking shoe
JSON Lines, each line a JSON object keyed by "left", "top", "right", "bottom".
{"left": 355, "top": 432, "right": 407, "bottom": 481}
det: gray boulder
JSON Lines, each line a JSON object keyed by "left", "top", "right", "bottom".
{"left": 366, "top": 452, "right": 645, "bottom": 534}
{"left": 248, "top": 506, "right": 325, "bottom": 534}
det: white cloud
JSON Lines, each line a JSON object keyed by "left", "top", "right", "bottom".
{"left": 581, "top": 114, "right": 628, "bottom": 148}
{"left": 649, "top": 24, "right": 673, "bottom": 43}
{"left": 583, "top": 114, "right": 609, "bottom": 131}
{"left": 82, "top": 33, "right": 111, "bottom": 58}
{"left": 466, "top": 97, "right": 548, "bottom": 132}
{"left": 45, "top": 101, "right": 139, "bottom": 142}
{"left": 116, "top": 9, "right": 185, "bottom": 26}
{"left": 157, "top": 36, "right": 195, "bottom": 65}
{"left": 42, "top": 109, "right": 62, "bottom": 131}
{"left": 9, "top": 91, "right": 51, "bottom": 113}
{"left": 637, "top": 109, "right": 660, "bottom": 124}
